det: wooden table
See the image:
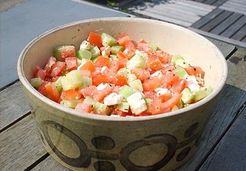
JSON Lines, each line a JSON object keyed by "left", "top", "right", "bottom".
{"left": 0, "top": 0, "right": 245, "bottom": 170}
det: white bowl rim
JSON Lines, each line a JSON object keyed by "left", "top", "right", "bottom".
{"left": 17, "top": 17, "right": 228, "bottom": 122}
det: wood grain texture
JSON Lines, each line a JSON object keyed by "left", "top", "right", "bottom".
{"left": 178, "top": 84, "right": 246, "bottom": 171}
{"left": 199, "top": 106, "right": 246, "bottom": 171}
{"left": 32, "top": 156, "right": 70, "bottom": 171}
{"left": 226, "top": 48, "right": 246, "bottom": 90}
{"left": 0, "top": 115, "right": 46, "bottom": 171}
{"left": 0, "top": 82, "right": 30, "bottom": 130}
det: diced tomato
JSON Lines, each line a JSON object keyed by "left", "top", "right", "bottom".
{"left": 118, "top": 58, "right": 128, "bottom": 69}
{"left": 75, "top": 103, "right": 93, "bottom": 113}
{"left": 131, "top": 68, "right": 150, "bottom": 81}
{"left": 93, "top": 84, "right": 114, "bottom": 102}
{"left": 148, "top": 98, "right": 162, "bottom": 114}
{"left": 87, "top": 32, "right": 102, "bottom": 47}
{"left": 124, "top": 41, "right": 136, "bottom": 58}
{"left": 156, "top": 50, "right": 172, "bottom": 64}
{"left": 79, "top": 70, "right": 91, "bottom": 77}
{"left": 158, "top": 93, "right": 172, "bottom": 102}
{"left": 60, "top": 47, "right": 76, "bottom": 59}
{"left": 162, "top": 71, "right": 178, "bottom": 87}
{"left": 61, "top": 89, "right": 81, "bottom": 100}
{"left": 44, "top": 57, "right": 56, "bottom": 73}
{"left": 185, "top": 66, "right": 204, "bottom": 77}
{"left": 161, "top": 64, "right": 175, "bottom": 74}
{"left": 117, "top": 34, "right": 131, "bottom": 46}
{"left": 65, "top": 57, "right": 77, "bottom": 71}
{"left": 44, "top": 83, "right": 60, "bottom": 102}
{"left": 161, "top": 93, "right": 181, "bottom": 112}
{"left": 143, "top": 77, "right": 162, "bottom": 91}
{"left": 38, "top": 82, "right": 48, "bottom": 96}
{"left": 36, "top": 68, "right": 47, "bottom": 80}
{"left": 171, "top": 79, "right": 186, "bottom": 93}
{"left": 92, "top": 74, "right": 110, "bottom": 86}
{"left": 79, "top": 60, "right": 95, "bottom": 72}
{"left": 117, "top": 51, "right": 128, "bottom": 59}
{"left": 148, "top": 58, "right": 163, "bottom": 71}
{"left": 115, "top": 74, "right": 127, "bottom": 86}
{"left": 110, "top": 60, "right": 120, "bottom": 73}
{"left": 94, "top": 56, "right": 111, "bottom": 68}
{"left": 137, "top": 41, "right": 150, "bottom": 52}
{"left": 50, "top": 61, "right": 66, "bottom": 77}
{"left": 81, "top": 86, "right": 97, "bottom": 97}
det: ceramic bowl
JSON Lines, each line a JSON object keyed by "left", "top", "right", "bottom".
{"left": 17, "top": 18, "right": 227, "bottom": 171}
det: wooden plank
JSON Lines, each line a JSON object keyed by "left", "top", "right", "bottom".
{"left": 199, "top": 107, "right": 246, "bottom": 171}
{"left": 0, "top": 0, "right": 128, "bottom": 89}
{"left": 190, "top": 28, "right": 246, "bottom": 48}
{"left": 220, "top": 15, "right": 246, "bottom": 38}
{"left": 200, "top": 10, "right": 233, "bottom": 32}
{"left": 203, "top": 0, "right": 217, "bottom": 5}
{"left": 212, "top": 0, "right": 228, "bottom": 6}
{"left": 191, "top": 8, "right": 223, "bottom": 29}
{"left": 220, "top": 0, "right": 246, "bottom": 15}
{"left": 32, "top": 156, "right": 70, "bottom": 171}
{"left": 0, "top": 81, "right": 31, "bottom": 131}
{"left": 210, "top": 13, "right": 242, "bottom": 35}
{"left": 231, "top": 24, "right": 246, "bottom": 41}
{"left": 226, "top": 48, "right": 246, "bottom": 91}
{"left": 0, "top": 115, "right": 46, "bottom": 171}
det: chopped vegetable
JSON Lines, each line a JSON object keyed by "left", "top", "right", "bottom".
{"left": 31, "top": 32, "right": 211, "bottom": 116}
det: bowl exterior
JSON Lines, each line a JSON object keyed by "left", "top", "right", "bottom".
{"left": 22, "top": 84, "right": 215, "bottom": 171}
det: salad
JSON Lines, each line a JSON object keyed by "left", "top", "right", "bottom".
{"left": 31, "top": 32, "right": 211, "bottom": 116}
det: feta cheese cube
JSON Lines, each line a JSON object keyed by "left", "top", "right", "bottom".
{"left": 151, "top": 70, "right": 163, "bottom": 78}
{"left": 154, "top": 88, "right": 170, "bottom": 96}
{"left": 104, "top": 93, "right": 123, "bottom": 106}
{"left": 127, "top": 92, "right": 147, "bottom": 115}
{"left": 80, "top": 40, "right": 91, "bottom": 50}
{"left": 97, "top": 83, "right": 108, "bottom": 91}
{"left": 185, "top": 76, "right": 200, "bottom": 92}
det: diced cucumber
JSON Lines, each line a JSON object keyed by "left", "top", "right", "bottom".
{"left": 30, "top": 77, "right": 43, "bottom": 89}
{"left": 94, "top": 102, "right": 111, "bottom": 115}
{"left": 181, "top": 88, "right": 194, "bottom": 104}
{"left": 53, "top": 45, "right": 75, "bottom": 60}
{"left": 129, "top": 79, "right": 143, "bottom": 91}
{"left": 77, "top": 49, "right": 92, "bottom": 60}
{"left": 127, "top": 92, "right": 147, "bottom": 115}
{"left": 127, "top": 74, "right": 137, "bottom": 83}
{"left": 149, "top": 43, "right": 159, "bottom": 51}
{"left": 145, "top": 98, "right": 153, "bottom": 111}
{"left": 117, "top": 101, "right": 129, "bottom": 112}
{"left": 61, "top": 70, "right": 91, "bottom": 90}
{"left": 61, "top": 99, "right": 82, "bottom": 108}
{"left": 193, "top": 87, "right": 212, "bottom": 101}
{"left": 110, "top": 54, "right": 118, "bottom": 60}
{"left": 174, "top": 66, "right": 188, "bottom": 78}
{"left": 101, "top": 46, "right": 111, "bottom": 56}
{"left": 111, "top": 46, "right": 124, "bottom": 54}
{"left": 83, "top": 97, "right": 96, "bottom": 106}
{"left": 119, "top": 86, "right": 135, "bottom": 99}
{"left": 80, "top": 40, "right": 91, "bottom": 50}
{"left": 117, "top": 68, "right": 131, "bottom": 77}
{"left": 90, "top": 46, "right": 100, "bottom": 59}
{"left": 101, "top": 33, "right": 117, "bottom": 47}
{"left": 54, "top": 77, "right": 63, "bottom": 92}
{"left": 127, "top": 53, "right": 146, "bottom": 69}
{"left": 103, "top": 93, "right": 123, "bottom": 106}
{"left": 171, "top": 55, "right": 189, "bottom": 68}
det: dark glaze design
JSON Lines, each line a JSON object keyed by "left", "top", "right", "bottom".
{"left": 94, "top": 161, "right": 116, "bottom": 171}
{"left": 92, "top": 136, "right": 115, "bottom": 150}
{"left": 41, "top": 120, "right": 201, "bottom": 170}
{"left": 176, "top": 147, "right": 191, "bottom": 161}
